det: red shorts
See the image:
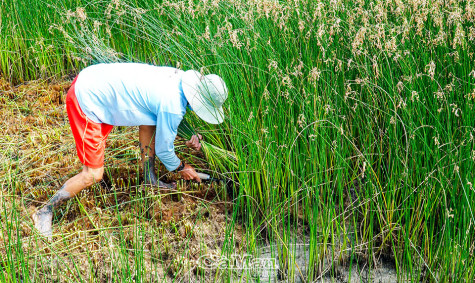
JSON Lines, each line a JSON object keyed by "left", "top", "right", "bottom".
{"left": 66, "top": 77, "right": 113, "bottom": 168}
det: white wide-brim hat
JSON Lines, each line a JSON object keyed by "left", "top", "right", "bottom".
{"left": 181, "top": 70, "right": 228, "bottom": 124}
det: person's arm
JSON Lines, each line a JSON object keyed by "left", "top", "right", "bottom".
{"left": 155, "top": 111, "right": 181, "bottom": 172}
{"left": 174, "top": 160, "right": 202, "bottom": 182}
{"left": 155, "top": 112, "right": 201, "bottom": 182}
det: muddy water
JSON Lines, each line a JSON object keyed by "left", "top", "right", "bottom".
{"left": 221, "top": 243, "right": 399, "bottom": 282}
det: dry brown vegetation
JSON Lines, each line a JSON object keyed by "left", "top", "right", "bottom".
{"left": 0, "top": 77, "right": 243, "bottom": 282}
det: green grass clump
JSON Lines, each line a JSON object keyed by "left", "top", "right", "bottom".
{"left": 178, "top": 118, "right": 238, "bottom": 173}
{"left": 2, "top": 0, "right": 475, "bottom": 281}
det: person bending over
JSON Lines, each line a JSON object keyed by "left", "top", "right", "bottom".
{"left": 33, "top": 62, "right": 228, "bottom": 237}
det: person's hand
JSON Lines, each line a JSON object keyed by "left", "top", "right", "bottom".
{"left": 179, "top": 163, "right": 201, "bottom": 182}
{"left": 185, "top": 134, "right": 202, "bottom": 151}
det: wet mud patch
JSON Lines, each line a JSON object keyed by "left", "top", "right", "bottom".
{"left": 251, "top": 242, "right": 399, "bottom": 283}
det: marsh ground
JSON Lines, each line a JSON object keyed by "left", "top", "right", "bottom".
{"left": 0, "top": 77, "right": 246, "bottom": 282}
{"left": 1, "top": 77, "right": 402, "bottom": 282}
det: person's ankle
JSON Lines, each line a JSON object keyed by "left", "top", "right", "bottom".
{"left": 48, "top": 188, "right": 72, "bottom": 209}
{"left": 144, "top": 170, "right": 158, "bottom": 186}
{"left": 39, "top": 205, "right": 52, "bottom": 213}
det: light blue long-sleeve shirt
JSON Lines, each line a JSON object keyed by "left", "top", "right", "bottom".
{"left": 74, "top": 63, "right": 187, "bottom": 171}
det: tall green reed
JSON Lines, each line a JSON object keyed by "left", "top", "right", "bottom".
{"left": 1, "top": 0, "right": 475, "bottom": 281}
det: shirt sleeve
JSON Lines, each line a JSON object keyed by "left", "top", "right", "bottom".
{"left": 155, "top": 111, "right": 183, "bottom": 171}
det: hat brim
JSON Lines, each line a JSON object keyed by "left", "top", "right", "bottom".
{"left": 182, "top": 70, "right": 225, "bottom": 124}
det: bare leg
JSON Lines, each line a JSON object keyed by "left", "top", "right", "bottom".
{"left": 139, "top": 125, "right": 175, "bottom": 188}
{"left": 139, "top": 125, "right": 158, "bottom": 186}
{"left": 32, "top": 166, "right": 103, "bottom": 238}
